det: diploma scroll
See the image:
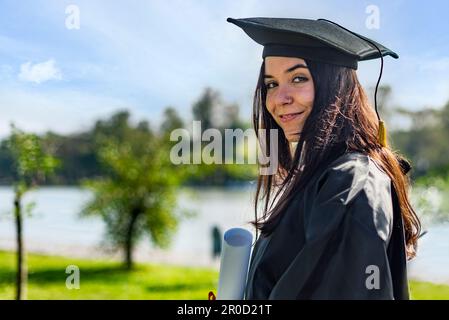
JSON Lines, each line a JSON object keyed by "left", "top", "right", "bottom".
{"left": 217, "top": 227, "right": 253, "bottom": 300}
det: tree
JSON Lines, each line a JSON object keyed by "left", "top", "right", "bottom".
{"left": 192, "top": 87, "right": 219, "bottom": 131}
{"left": 391, "top": 101, "right": 449, "bottom": 177}
{"left": 7, "top": 125, "right": 58, "bottom": 300}
{"left": 368, "top": 85, "right": 392, "bottom": 123}
{"left": 81, "top": 112, "right": 188, "bottom": 270}
{"left": 189, "top": 89, "right": 257, "bottom": 186}
{"left": 160, "top": 107, "right": 184, "bottom": 136}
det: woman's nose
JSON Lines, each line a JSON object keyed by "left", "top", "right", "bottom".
{"left": 274, "top": 85, "right": 293, "bottom": 106}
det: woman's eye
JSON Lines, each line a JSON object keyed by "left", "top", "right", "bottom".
{"left": 265, "top": 82, "right": 277, "bottom": 89}
{"left": 265, "top": 76, "right": 308, "bottom": 89}
{"left": 293, "top": 76, "right": 308, "bottom": 83}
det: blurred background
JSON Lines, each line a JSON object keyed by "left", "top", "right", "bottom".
{"left": 0, "top": 0, "right": 448, "bottom": 299}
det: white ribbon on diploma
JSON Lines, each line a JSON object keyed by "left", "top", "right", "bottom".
{"left": 217, "top": 227, "right": 253, "bottom": 300}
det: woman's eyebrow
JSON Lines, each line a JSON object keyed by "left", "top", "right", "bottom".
{"left": 264, "top": 63, "right": 308, "bottom": 79}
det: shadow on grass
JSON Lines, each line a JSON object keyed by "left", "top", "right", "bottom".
{"left": 145, "top": 282, "right": 215, "bottom": 293}
{"left": 0, "top": 265, "right": 140, "bottom": 285}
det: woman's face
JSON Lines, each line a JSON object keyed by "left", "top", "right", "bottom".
{"left": 264, "top": 56, "right": 315, "bottom": 142}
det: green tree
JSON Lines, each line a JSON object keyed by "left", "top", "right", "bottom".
{"left": 391, "top": 102, "right": 449, "bottom": 177}
{"left": 189, "top": 89, "right": 257, "bottom": 186}
{"left": 7, "top": 125, "right": 58, "bottom": 300}
{"left": 192, "top": 87, "right": 219, "bottom": 131}
{"left": 81, "top": 113, "right": 188, "bottom": 270}
{"left": 160, "top": 107, "right": 184, "bottom": 136}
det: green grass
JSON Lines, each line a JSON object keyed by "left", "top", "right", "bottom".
{"left": 0, "top": 251, "right": 218, "bottom": 299}
{"left": 410, "top": 280, "right": 449, "bottom": 300}
{"left": 1, "top": 250, "right": 448, "bottom": 300}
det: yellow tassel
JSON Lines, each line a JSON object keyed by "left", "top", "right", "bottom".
{"left": 378, "top": 120, "right": 387, "bottom": 147}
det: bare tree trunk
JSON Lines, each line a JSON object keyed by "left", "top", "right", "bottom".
{"left": 124, "top": 209, "right": 140, "bottom": 270}
{"left": 14, "top": 192, "right": 27, "bottom": 300}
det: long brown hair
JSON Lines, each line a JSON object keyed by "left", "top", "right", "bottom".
{"left": 252, "top": 59, "right": 421, "bottom": 259}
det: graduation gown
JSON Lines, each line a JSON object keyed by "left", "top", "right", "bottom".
{"left": 244, "top": 151, "right": 409, "bottom": 300}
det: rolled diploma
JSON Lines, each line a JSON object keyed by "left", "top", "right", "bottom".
{"left": 217, "top": 227, "right": 253, "bottom": 300}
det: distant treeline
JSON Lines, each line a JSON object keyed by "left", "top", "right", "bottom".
{"left": 0, "top": 88, "right": 255, "bottom": 186}
{"left": 1, "top": 87, "right": 448, "bottom": 185}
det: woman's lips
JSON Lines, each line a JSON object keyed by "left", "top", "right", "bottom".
{"left": 279, "top": 111, "right": 304, "bottom": 123}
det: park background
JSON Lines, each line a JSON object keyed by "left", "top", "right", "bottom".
{"left": 1, "top": 0, "right": 449, "bottom": 299}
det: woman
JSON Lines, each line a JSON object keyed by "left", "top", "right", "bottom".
{"left": 227, "top": 17, "right": 421, "bottom": 299}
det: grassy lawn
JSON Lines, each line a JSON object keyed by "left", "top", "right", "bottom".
{"left": 409, "top": 280, "right": 449, "bottom": 300}
{"left": 0, "top": 251, "right": 218, "bottom": 299}
{"left": 0, "top": 250, "right": 448, "bottom": 300}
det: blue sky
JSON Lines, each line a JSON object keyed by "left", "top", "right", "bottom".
{"left": 0, "top": 0, "right": 448, "bottom": 138}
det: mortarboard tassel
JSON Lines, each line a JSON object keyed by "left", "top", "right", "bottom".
{"left": 378, "top": 119, "right": 387, "bottom": 147}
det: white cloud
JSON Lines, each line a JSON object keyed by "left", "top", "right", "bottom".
{"left": 18, "top": 59, "right": 62, "bottom": 84}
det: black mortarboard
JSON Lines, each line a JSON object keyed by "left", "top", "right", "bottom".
{"left": 226, "top": 17, "right": 398, "bottom": 70}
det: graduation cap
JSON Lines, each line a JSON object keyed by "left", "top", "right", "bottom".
{"left": 226, "top": 17, "right": 398, "bottom": 69}
{"left": 227, "top": 17, "right": 403, "bottom": 163}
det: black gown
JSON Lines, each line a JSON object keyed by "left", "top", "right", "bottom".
{"left": 244, "top": 151, "right": 409, "bottom": 300}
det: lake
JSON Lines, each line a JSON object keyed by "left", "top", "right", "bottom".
{"left": 0, "top": 186, "right": 448, "bottom": 284}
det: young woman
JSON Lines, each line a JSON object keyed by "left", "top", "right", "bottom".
{"left": 227, "top": 17, "right": 421, "bottom": 300}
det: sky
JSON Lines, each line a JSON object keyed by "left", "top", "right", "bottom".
{"left": 0, "top": 0, "right": 448, "bottom": 138}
